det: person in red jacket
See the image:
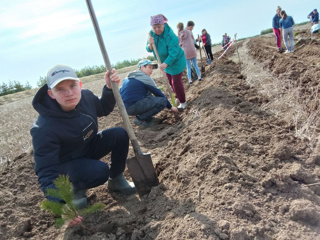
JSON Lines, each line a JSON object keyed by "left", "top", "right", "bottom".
{"left": 201, "top": 29, "right": 213, "bottom": 64}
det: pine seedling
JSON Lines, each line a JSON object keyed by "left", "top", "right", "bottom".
{"left": 171, "top": 93, "right": 176, "bottom": 107}
{"left": 40, "top": 175, "right": 105, "bottom": 228}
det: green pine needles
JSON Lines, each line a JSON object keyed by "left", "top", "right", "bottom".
{"left": 40, "top": 175, "right": 105, "bottom": 228}
{"left": 171, "top": 93, "right": 176, "bottom": 107}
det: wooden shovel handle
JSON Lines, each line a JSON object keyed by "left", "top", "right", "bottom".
{"left": 198, "top": 34, "right": 205, "bottom": 65}
{"left": 86, "top": 0, "right": 141, "bottom": 153}
{"left": 148, "top": 33, "right": 174, "bottom": 98}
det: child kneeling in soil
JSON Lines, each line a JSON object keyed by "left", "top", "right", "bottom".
{"left": 30, "top": 65, "right": 136, "bottom": 210}
{"left": 120, "top": 59, "right": 178, "bottom": 128}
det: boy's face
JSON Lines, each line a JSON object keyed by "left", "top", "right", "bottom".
{"left": 140, "top": 65, "right": 154, "bottom": 76}
{"left": 187, "top": 26, "right": 194, "bottom": 31}
{"left": 47, "top": 80, "right": 82, "bottom": 112}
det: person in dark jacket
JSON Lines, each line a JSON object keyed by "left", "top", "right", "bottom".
{"left": 272, "top": 6, "right": 284, "bottom": 52}
{"left": 201, "top": 29, "right": 213, "bottom": 64}
{"left": 221, "top": 33, "right": 231, "bottom": 50}
{"left": 120, "top": 59, "right": 178, "bottom": 128}
{"left": 308, "top": 9, "right": 319, "bottom": 25}
{"left": 30, "top": 64, "right": 136, "bottom": 211}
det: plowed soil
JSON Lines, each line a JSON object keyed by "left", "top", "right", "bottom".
{"left": 1, "top": 24, "right": 320, "bottom": 240}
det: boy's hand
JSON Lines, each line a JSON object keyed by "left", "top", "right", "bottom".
{"left": 170, "top": 107, "right": 178, "bottom": 113}
{"left": 105, "top": 69, "right": 120, "bottom": 89}
{"left": 67, "top": 216, "right": 83, "bottom": 227}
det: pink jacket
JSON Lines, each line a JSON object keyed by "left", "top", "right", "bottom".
{"left": 178, "top": 29, "right": 197, "bottom": 59}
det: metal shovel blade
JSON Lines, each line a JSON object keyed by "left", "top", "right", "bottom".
{"left": 127, "top": 151, "right": 159, "bottom": 197}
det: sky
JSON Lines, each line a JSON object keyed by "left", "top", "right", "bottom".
{"left": 0, "top": 0, "right": 318, "bottom": 87}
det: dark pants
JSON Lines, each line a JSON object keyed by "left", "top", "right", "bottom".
{"left": 126, "top": 94, "right": 167, "bottom": 121}
{"left": 205, "top": 45, "right": 213, "bottom": 60}
{"left": 273, "top": 28, "right": 281, "bottom": 48}
{"left": 165, "top": 72, "right": 186, "bottom": 103}
{"left": 59, "top": 127, "right": 129, "bottom": 191}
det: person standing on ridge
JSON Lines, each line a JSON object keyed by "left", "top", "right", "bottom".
{"left": 279, "top": 10, "right": 295, "bottom": 53}
{"left": 272, "top": 6, "right": 284, "bottom": 52}
{"left": 222, "top": 33, "right": 230, "bottom": 51}
{"left": 307, "top": 9, "right": 319, "bottom": 25}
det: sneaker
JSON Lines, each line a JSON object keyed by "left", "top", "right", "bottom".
{"left": 284, "top": 50, "right": 290, "bottom": 54}
{"left": 108, "top": 174, "right": 136, "bottom": 195}
{"left": 142, "top": 118, "right": 154, "bottom": 128}
{"left": 290, "top": 50, "right": 294, "bottom": 53}
{"left": 133, "top": 117, "right": 154, "bottom": 128}
{"left": 133, "top": 117, "right": 143, "bottom": 126}
{"left": 198, "top": 78, "right": 202, "bottom": 82}
{"left": 178, "top": 102, "right": 187, "bottom": 110}
{"left": 277, "top": 48, "right": 282, "bottom": 52}
{"left": 72, "top": 189, "right": 87, "bottom": 209}
{"left": 189, "top": 81, "right": 193, "bottom": 85}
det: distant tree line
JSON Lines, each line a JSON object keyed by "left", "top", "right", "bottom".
{"left": 0, "top": 81, "right": 32, "bottom": 96}
{"left": 260, "top": 21, "right": 309, "bottom": 35}
{"left": 36, "top": 56, "right": 155, "bottom": 87}
{"left": 1, "top": 57, "right": 155, "bottom": 96}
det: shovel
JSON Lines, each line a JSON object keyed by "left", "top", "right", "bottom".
{"left": 202, "top": 43, "right": 209, "bottom": 63}
{"left": 86, "top": 0, "right": 159, "bottom": 197}
{"left": 198, "top": 34, "right": 205, "bottom": 73}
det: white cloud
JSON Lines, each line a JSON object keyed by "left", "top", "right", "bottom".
{"left": 0, "top": 0, "right": 92, "bottom": 45}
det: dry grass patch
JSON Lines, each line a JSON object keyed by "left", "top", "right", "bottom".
{"left": 241, "top": 41, "right": 320, "bottom": 150}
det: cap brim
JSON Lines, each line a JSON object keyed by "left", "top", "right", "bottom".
{"left": 49, "top": 77, "right": 79, "bottom": 89}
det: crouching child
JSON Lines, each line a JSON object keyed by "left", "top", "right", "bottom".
{"left": 30, "top": 64, "right": 136, "bottom": 211}
{"left": 120, "top": 59, "right": 178, "bottom": 128}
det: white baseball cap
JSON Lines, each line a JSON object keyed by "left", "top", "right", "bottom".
{"left": 46, "top": 65, "right": 79, "bottom": 89}
{"left": 137, "top": 59, "right": 158, "bottom": 69}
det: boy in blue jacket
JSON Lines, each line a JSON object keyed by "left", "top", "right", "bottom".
{"left": 30, "top": 65, "right": 136, "bottom": 210}
{"left": 308, "top": 9, "right": 319, "bottom": 25}
{"left": 120, "top": 59, "right": 178, "bottom": 128}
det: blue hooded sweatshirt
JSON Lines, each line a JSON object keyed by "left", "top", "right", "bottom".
{"left": 272, "top": 14, "right": 281, "bottom": 29}
{"left": 30, "top": 84, "right": 115, "bottom": 196}
{"left": 308, "top": 11, "right": 319, "bottom": 23}
{"left": 120, "top": 70, "right": 172, "bottom": 109}
{"left": 279, "top": 16, "right": 295, "bottom": 29}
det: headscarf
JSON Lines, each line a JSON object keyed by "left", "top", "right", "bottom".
{"left": 150, "top": 14, "right": 168, "bottom": 26}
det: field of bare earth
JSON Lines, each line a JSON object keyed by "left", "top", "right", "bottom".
{"left": 1, "top": 23, "right": 320, "bottom": 240}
